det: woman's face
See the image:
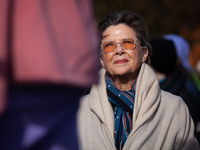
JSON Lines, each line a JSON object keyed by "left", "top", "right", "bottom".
{"left": 100, "top": 23, "right": 148, "bottom": 79}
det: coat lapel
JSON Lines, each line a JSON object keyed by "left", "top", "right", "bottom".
{"left": 90, "top": 69, "right": 114, "bottom": 140}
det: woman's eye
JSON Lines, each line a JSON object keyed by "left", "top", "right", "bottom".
{"left": 105, "top": 43, "right": 114, "bottom": 47}
{"left": 123, "top": 40, "right": 133, "bottom": 44}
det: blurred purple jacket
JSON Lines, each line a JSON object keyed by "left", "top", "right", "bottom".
{"left": 0, "top": 0, "right": 99, "bottom": 114}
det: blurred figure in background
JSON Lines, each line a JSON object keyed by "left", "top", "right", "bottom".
{"left": 150, "top": 36, "right": 200, "bottom": 143}
{"left": 163, "top": 34, "right": 200, "bottom": 95}
{"left": 0, "top": 0, "right": 98, "bottom": 150}
{"left": 163, "top": 34, "right": 191, "bottom": 70}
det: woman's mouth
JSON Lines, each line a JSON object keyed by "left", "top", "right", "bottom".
{"left": 114, "top": 59, "right": 128, "bottom": 64}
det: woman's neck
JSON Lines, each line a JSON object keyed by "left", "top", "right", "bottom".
{"left": 112, "top": 75, "right": 136, "bottom": 91}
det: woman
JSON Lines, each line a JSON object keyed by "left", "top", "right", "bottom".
{"left": 77, "top": 11, "right": 200, "bottom": 150}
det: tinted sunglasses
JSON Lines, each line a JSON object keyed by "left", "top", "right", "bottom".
{"left": 100, "top": 38, "right": 145, "bottom": 53}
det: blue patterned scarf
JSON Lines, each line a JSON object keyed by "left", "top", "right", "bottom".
{"left": 105, "top": 73, "right": 136, "bottom": 150}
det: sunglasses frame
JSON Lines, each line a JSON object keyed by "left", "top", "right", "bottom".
{"left": 100, "top": 37, "right": 145, "bottom": 53}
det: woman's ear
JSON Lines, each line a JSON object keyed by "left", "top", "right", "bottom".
{"left": 100, "top": 58, "right": 105, "bottom": 68}
{"left": 142, "top": 47, "right": 148, "bottom": 62}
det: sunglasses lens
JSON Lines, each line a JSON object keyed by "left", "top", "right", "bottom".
{"left": 102, "top": 41, "right": 115, "bottom": 53}
{"left": 122, "top": 38, "right": 135, "bottom": 50}
{"left": 101, "top": 38, "right": 135, "bottom": 53}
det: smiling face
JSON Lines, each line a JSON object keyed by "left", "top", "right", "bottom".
{"left": 100, "top": 23, "right": 148, "bottom": 80}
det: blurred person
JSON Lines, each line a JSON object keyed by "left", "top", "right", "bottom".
{"left": 163, "top": 34, "right": 200, "bottom": 94}
{"left": 0, "top": 0, "right": 98, "bottom": 150}
{"left": 150, "top": 37, "right": 200, "bottom": 143}
{"left": 163, "top": 34, "right": 191, "bottom": 70}
{"left": 77, "top": 11, "right": 200, "bottom": 150}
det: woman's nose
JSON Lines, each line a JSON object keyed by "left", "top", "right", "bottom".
{"left": 115, "top": 42, "right": 124, "bottom": 54}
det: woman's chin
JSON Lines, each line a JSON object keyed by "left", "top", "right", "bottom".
{"left": 112, "top": 69, "right": 131, "bottom": 77}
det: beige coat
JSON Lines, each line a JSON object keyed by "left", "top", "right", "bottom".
{"left": 77, "top": 63, "right": 200, "bottom": 150}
